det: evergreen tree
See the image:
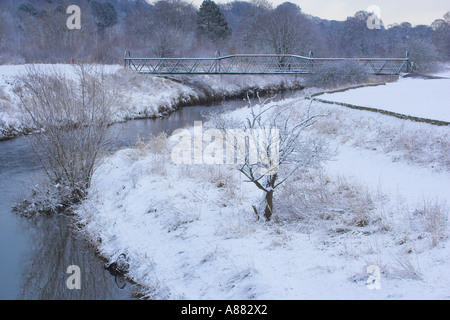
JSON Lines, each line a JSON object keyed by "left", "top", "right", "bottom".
{"left": 196, "top": 0, "right": 232, "bottom": 42}
{"left": 91, "top": 1, "right": 118, "bottom": 31}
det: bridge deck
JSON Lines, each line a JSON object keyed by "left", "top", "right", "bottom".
{"left": 124, "top": 52, "right": 411, "bottom": 76}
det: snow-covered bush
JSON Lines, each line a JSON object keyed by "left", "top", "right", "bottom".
{"left": 415, "top": 199, "right": 449, "bottom": 246}
{"left": 390, "top": 254, "right": 423, "bottom": 280}
{"left": 275, "top": 169, "right": 381, "bottom": 231}
{"left": 12, "top": 181, "right": 79, "bottom": 217}
{"left": 17, "top": 64, "right": 116, "bottom": 208}
{"left": 207, "top": 98, "right": 330, "bottom": 221}
{"left": 306, "top": 60, "right": 370, "bottom": 89}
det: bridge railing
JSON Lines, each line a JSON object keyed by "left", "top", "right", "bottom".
{"left": 123, "top": 51, "right": 411, "bottom": 76}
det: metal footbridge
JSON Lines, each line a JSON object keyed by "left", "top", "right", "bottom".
{"left": 124, "top": 51, "right": 411, "bottom": 76}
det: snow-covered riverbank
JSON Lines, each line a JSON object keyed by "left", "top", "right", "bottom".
{"left": 75, "top": 75, "right": 450, "bottom": 299}
{"left": 0, "top": 64, "right": 302, "bottom": 140}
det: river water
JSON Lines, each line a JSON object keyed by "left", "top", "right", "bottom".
{"left": 0, "top": 99, "right": 252, "bottom": 300}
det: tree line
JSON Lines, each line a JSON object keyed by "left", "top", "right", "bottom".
{"left": 0, "top": 0, "right": 448, "bottom": 66}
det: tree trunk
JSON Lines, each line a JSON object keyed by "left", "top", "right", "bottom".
{"left": 264, "top": 190, "right": 274, "bottom": 221}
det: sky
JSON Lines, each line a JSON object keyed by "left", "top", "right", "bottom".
{"left": 198, "top": 0, "right": 450, "bottom": 27}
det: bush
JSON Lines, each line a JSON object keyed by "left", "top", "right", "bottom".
{"left": 275, "top": 169, "right": 379, "bottom": 230}
{"left": 0, "top": 52, "right": 26, "bottom": 65}
{"left": 307, "top": 60, "right": 370, "bottom": 89}
{"left": 17, "top": 64, "right": 116, "bottom": 207}
{"left": 402, "top": 39, "right": 439, "bottom": 74}
{"left": 12, "top": 181, "right": 79, "bottom": 217}
{"left": 415, "top": 199, "right": 448, "bottom": 246}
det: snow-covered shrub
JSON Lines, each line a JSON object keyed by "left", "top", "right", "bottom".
{"left": 275, "top": 169, "right": 380, "bottom": 231}
{"left": 131, "top": 134, "right": 148, "bottom": 160}
{"left": 415, "top": 199, "right": 448, "bottom": 246}
{"left": 13, "top": 181, "right": 79, "bottom": 217}
{"left": 215, "top": 209, "right": 256, "bottom": 238}
{"left": 306, "top": 60, "right": 370, "bottom": 89}
{"left": 334, "top": 176, "right": 376, "bottom": 227}
{"left": 390, "top": 254, "right": 423, "bottom": 280}
{"left": 17, "top": 65, "right": 116, "bottom": 209}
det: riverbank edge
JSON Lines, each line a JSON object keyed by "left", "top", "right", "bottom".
{"left": 0, "top": 75, "right": 304, "bottom": 142}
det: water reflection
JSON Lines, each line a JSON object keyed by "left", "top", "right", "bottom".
{"left": 110, "top": 99, "right": 249, "bottom": 149}
{"left": 18, "top": 215, "right": 135, "bottom": 300}
{"left": 0, "top": 138, "right": 41, "bottom": 299}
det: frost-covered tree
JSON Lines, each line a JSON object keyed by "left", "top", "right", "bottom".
{"left": 208, "top": 97, "right": 328, "bottom": 221}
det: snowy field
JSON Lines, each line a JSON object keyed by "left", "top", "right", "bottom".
{"left": 318, "top": 77, "right": 450, "bottom": 123}
{"left": 77, "top": 86, "right": 450, "bottom": 299}
{"left": 3, "top": 63, "right": 449, "bottom": 299}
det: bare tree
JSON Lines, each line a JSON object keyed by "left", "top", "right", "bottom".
{"left": 151, "top": 0, "right": 197, "bottom": 57}
{"left": 209, "top": 96, "right": 329, "bottom": 221}
{"left": 152, "top": 27, "right": 183, "bottom": 58}
{"left": 18, "top": 64, "right": 116, "bottom": 203}
{"left": 399, "top": 39, "right": 439, "bottom": 73}
{"left": 251, "top": 3, "right": 317, "bottom": 57}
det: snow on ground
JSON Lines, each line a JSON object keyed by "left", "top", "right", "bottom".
{"left": 77, "top": 91, "right": 450, "bottom": 299}
{"left": 310, "top": 96, "right": 450, "bottom": 171}
{"left": 318, "top": 77, "right": 450, "bottom": 123}
{"left": 327, "top": 143, "right": 450, "bottom": 206}
{"left": 7, "top": 62, "right": 447, "bottom": 299}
